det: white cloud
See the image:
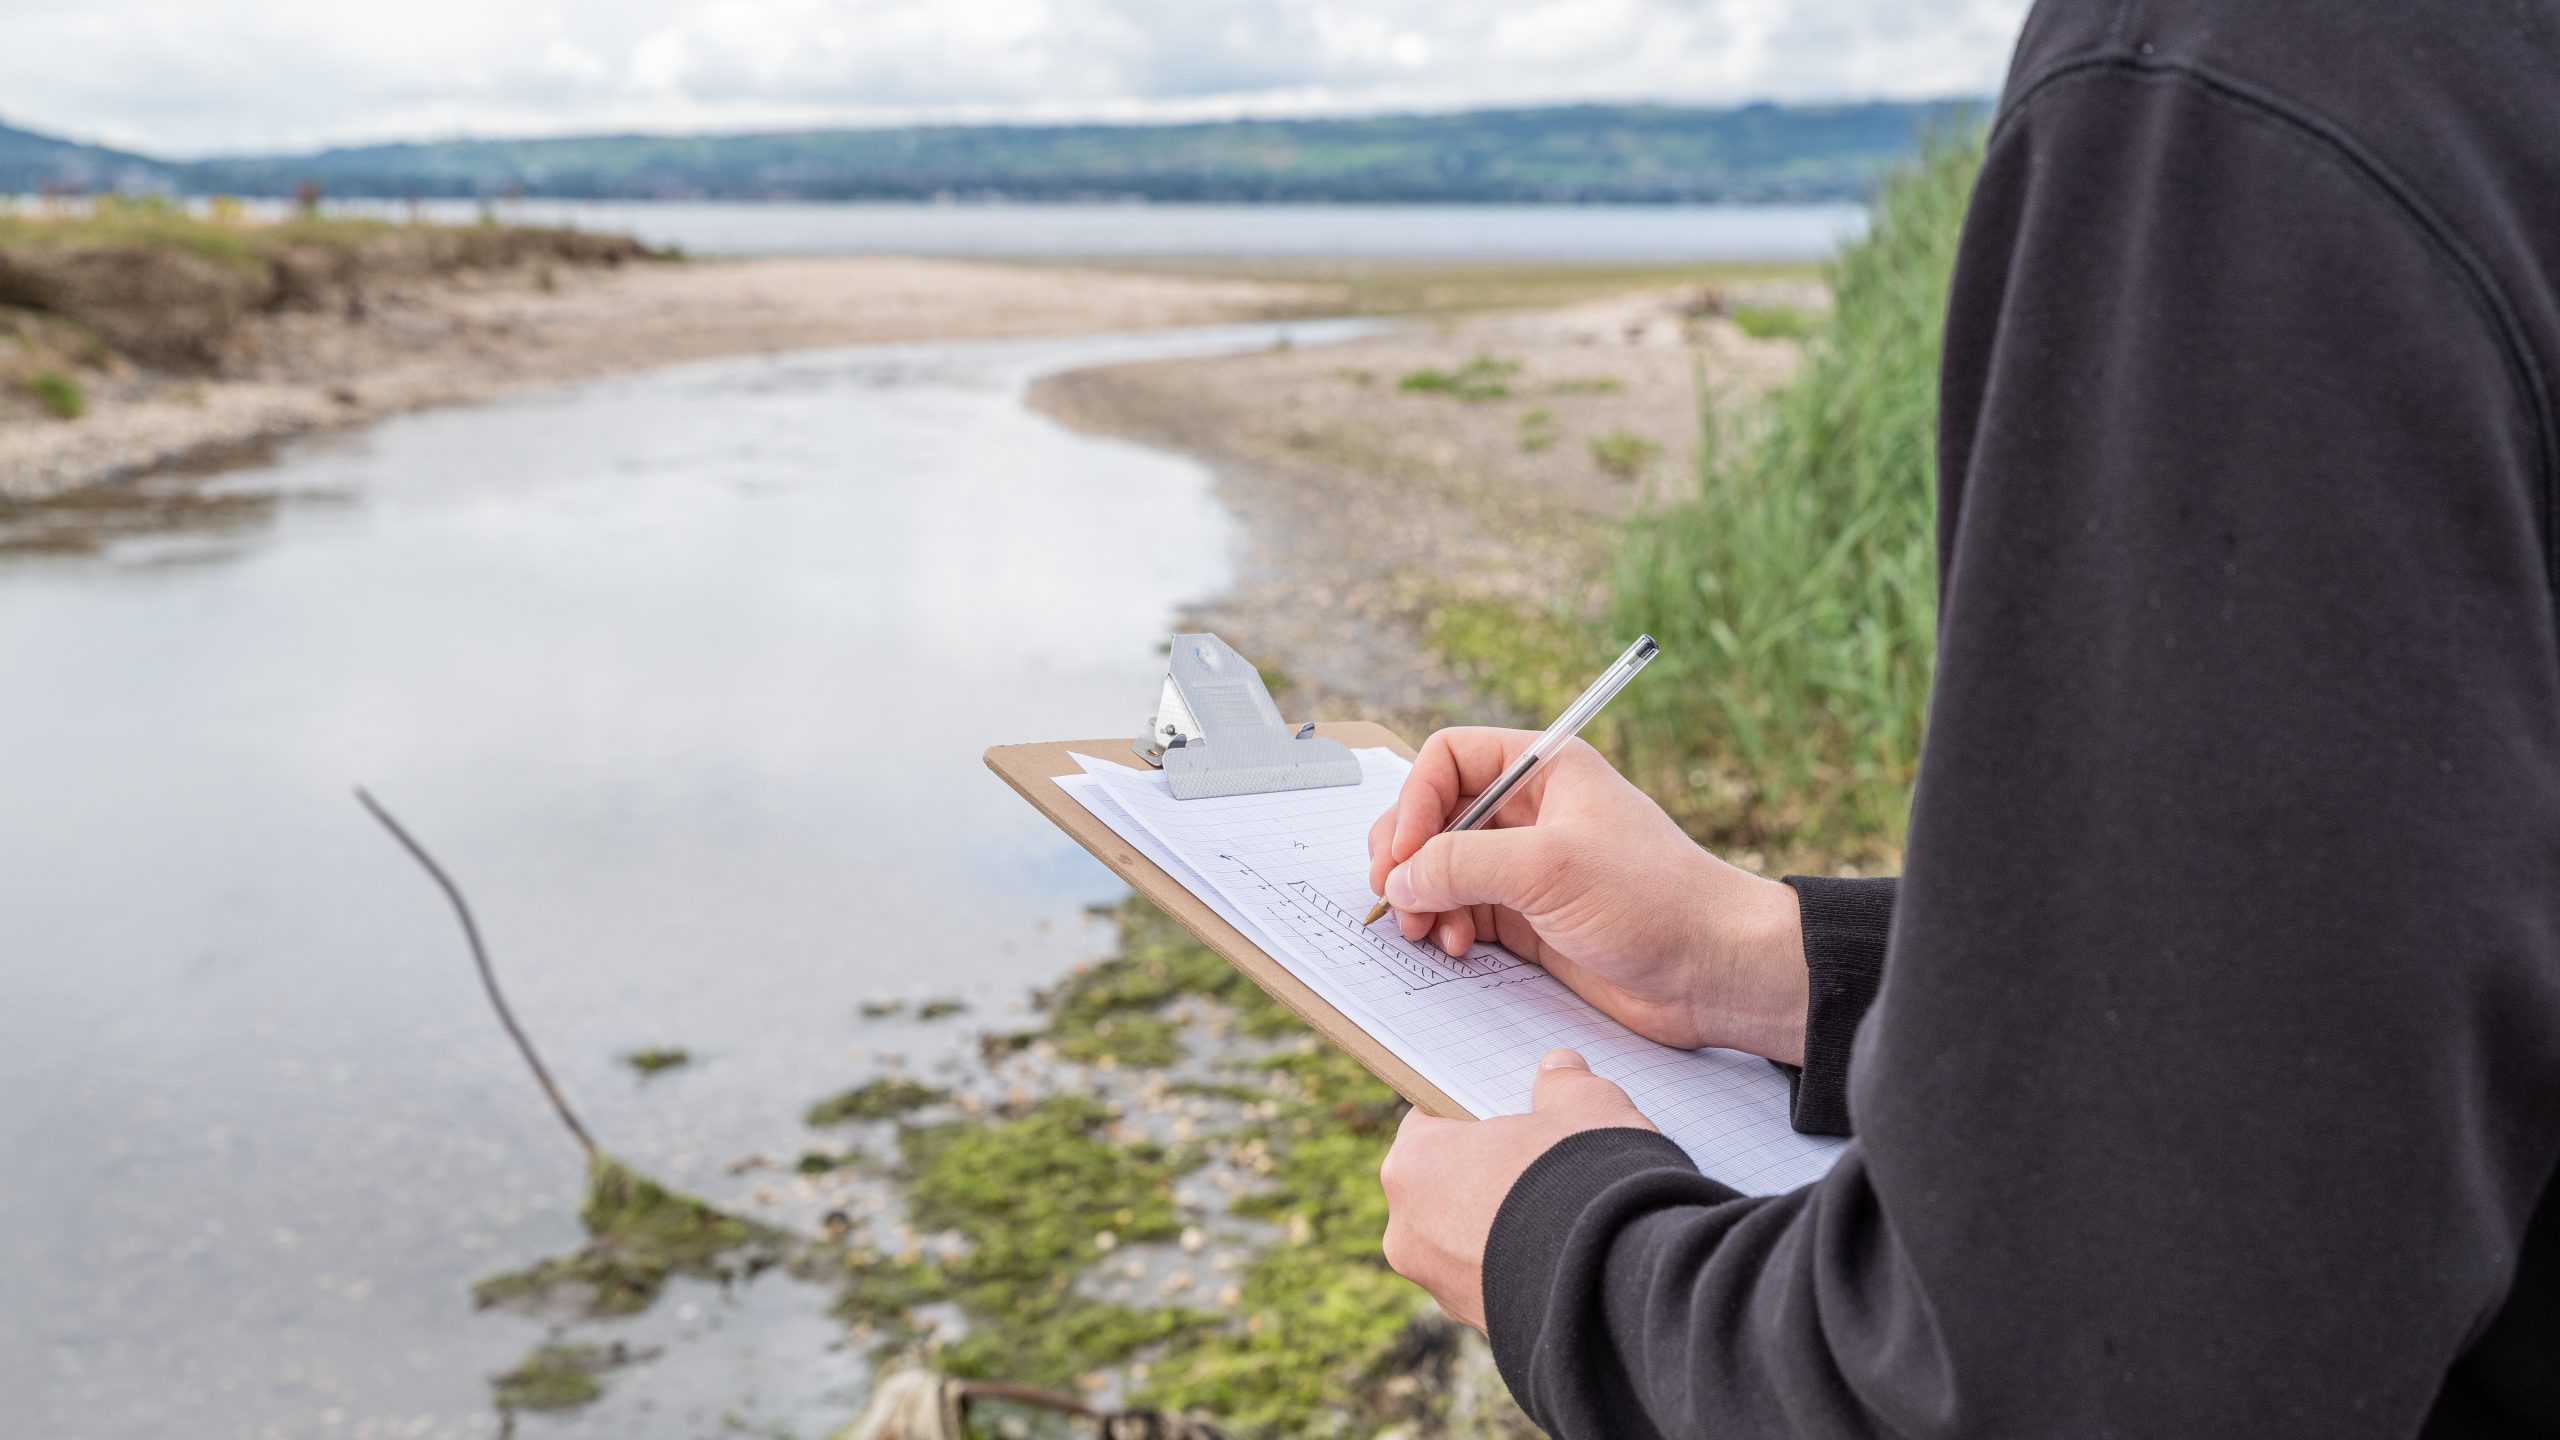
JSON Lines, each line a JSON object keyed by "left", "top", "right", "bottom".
{"left": 0, "top": 0, "right": 2032, "bottom": 157}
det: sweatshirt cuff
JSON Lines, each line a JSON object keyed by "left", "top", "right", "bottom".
{"left": 1781, "top": 875, "right": 1897, "bottom": 1137}
{"left": 1483, "top": 1127, "right": 1735, "bottom": 1417}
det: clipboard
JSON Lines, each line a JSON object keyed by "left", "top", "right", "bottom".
{"left": 984, "top": 721, "right": 1471, "bottom": 1120}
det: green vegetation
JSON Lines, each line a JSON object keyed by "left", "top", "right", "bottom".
{"left": 1589, "top": 429, "right": 1663, "bottom": 480}
{"left": 1399, "top": 353, "right": 1519, "bottom": 403}
{"left": 1612, "top": 131, "right": 1983, "bottom": 863}
{"left": 889, "top": 1095, "right": 1193, "bottom": 1382}
{"left": 1424, "top": 589, "right": 1604, "bottom": 725}
{"left": 915, "top": 997, "right": 969, "bottom": 1021}
{"left": 858, "top": 998, "right": 905, "bottom": 1018}
{"left": 1546, "top": 375, "right": 1625, "bottom": 395}
{"left": 1730, "top": 303, "right": 1821, "bottom": 340}
{"left": 26, "top": 369, "right": 83, "bottom": 419}
{"left": 1517, "top": 405, "right": 1557, "bottom": 453}
{"left": 1137, "top": 1043, "right": 1417, "bottom": 1432}
{"left": 991, "top": 898, "right": 1299, "bottom": 1069}
{"left": 827, "top": 896, "right": 1441, "bottom": 1434}
{"left": 0, "top": 201, "right": 657, "bottom": 372}
{"left": 0, "top": 196, "right": 393, "bottom": 270}
{"left": 621, "top": 1045, "right": 690, "bottom": 1076}
{"left": 806, "top": 1077, "right": 949, "bottom": 1125}
{"left": 473, "top": 1154, "right": 790, "bottom": 1318}
{"left": 491, "top": 1341, "right": 620, "bottom": 1411}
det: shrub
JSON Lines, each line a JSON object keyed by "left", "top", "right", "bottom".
{"left": 1610, "top": 130, "right": 1985, "bottom": 863}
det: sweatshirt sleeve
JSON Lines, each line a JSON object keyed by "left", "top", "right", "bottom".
{"left": 1481, "top": 58, "right": 2560, "bottom": 1440}
{"left": 1778, "top": 875, "right": 1897, "bottom": 1136}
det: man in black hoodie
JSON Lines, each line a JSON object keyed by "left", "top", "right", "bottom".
{"left": 1363, "top": 1, "right": 2560, "bottom": 1434}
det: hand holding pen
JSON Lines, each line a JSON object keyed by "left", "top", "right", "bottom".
{"left": 1362, "top": 637, "right": 1817, "bottom": 1066}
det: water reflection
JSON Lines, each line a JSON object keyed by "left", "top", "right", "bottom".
{"left": 0, "top": 319, "right": 1368, "bottom": 1438}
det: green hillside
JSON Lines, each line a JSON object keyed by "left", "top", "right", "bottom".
{"left": 9, "top": 101, "right": 1980, "bottom": 205}
{"left": 0, "top": 121, "right": 171, "bottom": 195}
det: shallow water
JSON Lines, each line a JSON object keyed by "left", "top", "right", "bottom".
{"left": 0, "top": 319, "right": 1370, "bottom": 1439}
{"left": 380, "top": 198, "right": 1869, "bottom": 261}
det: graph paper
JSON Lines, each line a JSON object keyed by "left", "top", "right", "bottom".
{"left": 1059, "top": 748, "right": 1844, "bottom": 1194}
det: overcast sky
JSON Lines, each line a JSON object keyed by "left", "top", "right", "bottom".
{"left": 0, "top": 0, "right": 2033, "bottom": 158}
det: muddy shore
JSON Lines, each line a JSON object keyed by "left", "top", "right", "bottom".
{"left": 0, "top": 253, "right": 1316, "bottom": 499}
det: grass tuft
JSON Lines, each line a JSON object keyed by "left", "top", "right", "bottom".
{"left": 1588, "top": 429, "right": 1662, "bottom": 480}
{"left": 1729, "top": 303, "right": 1820, "bottom": 341}
{"left": 1397, "top": 353, "right": 1520, "bottom": 402}
{"left": 26, "top": 370, "right": 85, "bottom": 419}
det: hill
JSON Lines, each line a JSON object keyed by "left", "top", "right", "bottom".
{"left": 0, "top": 120, "right": 173, "bottom": 195}
{"left": 9, "top": 102, "right": 1980, "bottom": 205}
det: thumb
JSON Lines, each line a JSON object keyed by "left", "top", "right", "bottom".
{"left": 1384, "top": 826, "right": 1554, "bottom": 914}
{"left": 1530, "top": 1048, "right": 1648, "bottom": 1126}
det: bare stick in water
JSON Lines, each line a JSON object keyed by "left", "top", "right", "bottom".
{"left": 356, "top": 786, "right": 599, "bottom": 1161}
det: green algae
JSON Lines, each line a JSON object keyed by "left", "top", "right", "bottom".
{"left": 807, "top": 1077, "right": 950, "bottom": 1125}
{"left": 996, "top": 896, "right": 1301, "bottom": 1068}
{"left": 819, "top": 894, "right": 1457, "bottom": 1435}
{"left": 622, "top": 1045, "right": 692, "bottom": 1076}
{"left": 474, "top": 1154, "right": 791, "bottom": 1319}
{"left": 492, "top": 1341, "right": 613, "bottom": 1410}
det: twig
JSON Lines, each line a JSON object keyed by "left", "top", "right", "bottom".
{"left": 356, "top": 786, "right": 599, "bottom": 1161}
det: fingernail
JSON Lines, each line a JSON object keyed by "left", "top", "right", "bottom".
{"left": 1539, "top": 1047, "right": 1588, "bottom": 1071}
{"left": 1384, "top": 864, "right": 1414, "bottom": 909}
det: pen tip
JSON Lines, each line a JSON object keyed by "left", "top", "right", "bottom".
{"left": 1362, "top": 900, "right": 1390, "bottom": 926}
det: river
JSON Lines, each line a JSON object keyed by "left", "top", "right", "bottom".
{"left": 326, "top": 198, "right": 1868, "bottom": 262}
{"left": 0, "top": 318, "right": 1372, "bottom": 1439}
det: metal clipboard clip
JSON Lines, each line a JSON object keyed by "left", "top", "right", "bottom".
{"left": 1135, "top": 633, "right": 1360, "bottom": 799}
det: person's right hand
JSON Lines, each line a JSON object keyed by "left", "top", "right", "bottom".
{"left": 1366, "top": 727, "right": 1809, "bottom": 1063}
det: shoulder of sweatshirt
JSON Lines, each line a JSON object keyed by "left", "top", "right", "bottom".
{"left": 2003, "top": 0, "right": 2560, "bottom": 601}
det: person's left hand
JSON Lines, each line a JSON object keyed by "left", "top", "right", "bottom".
{"left": 1379, "top": 1048, "right": 1659, "bottom": 1330}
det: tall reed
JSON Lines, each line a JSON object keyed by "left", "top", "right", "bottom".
{"left": 1611, "top": 131, "right": 1984, "bottom": 864}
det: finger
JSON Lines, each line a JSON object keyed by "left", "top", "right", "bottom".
{"left": 1433, "top": 911, "right": 1473, "bottom": 957}
{"left": 1398, "top": 904, "right": 1435, "bottom": 943}
{"left": 1389, "top": 728, "right": 1542, "bottom": 869}
{"left": 1529, "top": 1047, "right": 1645, "bottom": 1123}
{"left": 1385, "top": 826, "right": 1555, "bottom": 916}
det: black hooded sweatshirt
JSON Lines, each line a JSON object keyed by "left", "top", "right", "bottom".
{"left": 1480, "top": 2, "right": 2560, "bottom": 1435}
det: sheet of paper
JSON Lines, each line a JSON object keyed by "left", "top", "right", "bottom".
{"left": 1060, "top": 748, "right": 1844, "bottom": 1194}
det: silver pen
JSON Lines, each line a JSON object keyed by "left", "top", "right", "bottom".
{"left": 1365, "top": 634, "right": 1660, "bottom": 925}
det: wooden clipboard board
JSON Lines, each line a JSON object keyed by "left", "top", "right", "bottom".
{"left": 984, "top": 721, "right": 1470, "bottom": 1120}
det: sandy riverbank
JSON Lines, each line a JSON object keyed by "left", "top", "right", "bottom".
{"left": 0, "top": 254, "right": 1317, "bottom": 499}
{"left": 1029, "top": 277, "right": 1818, "bottom": 734}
